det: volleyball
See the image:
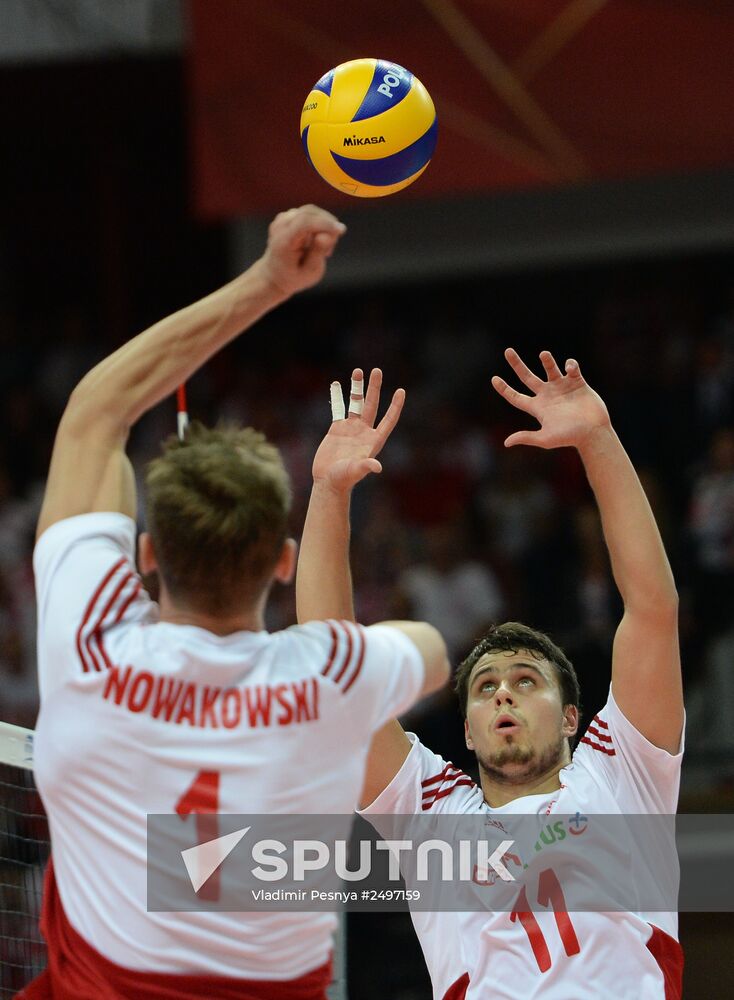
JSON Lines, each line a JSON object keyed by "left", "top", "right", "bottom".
{"left": 300, "top": 58, "right": 437, "bottom": 198}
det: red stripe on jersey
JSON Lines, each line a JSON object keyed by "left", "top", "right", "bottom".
{"left": 114, "top": 581, "right": 142, "bottom": 624}
{"left": 85, "top": 572, "right": 134, "bottom": 672}
{"left": 421, "top": 763, "right": 462, "bottom": 789}
{"left": 580, "top": 736, "right": 616, "bottom": 756}
{"left": 342, "top": 624, "right": 366, "bottom": 694}
{"left": 95, "top": 581, "right": 142, "bottom": 671}
{"left": 331, "top": 622, "right": 354, "bottom": 685}
{"left": 442, "top": 972, "right": 470, "bottom": 1000}
{"left": 646, "top": 924, "right": 683, "bottom": 1000}
{"left": 422, "top": 778, "right": 476, "bottom": 810}
{"left": 593, "top": 714, "right": 609, "bottom": 730}
{"left": 587, "top": 724, "right": 613, "bottom": 744}
{"left": 94, "top": 635, "right": 114, "bottom": 673}
{"left": 75, "top": 557, "right": 126, "bottom": 673}
{"left": 321, "top": 622, "right": 339, "bottom": 677}
{"left": 421, "top": 771, "right": 469, "bottom": 798}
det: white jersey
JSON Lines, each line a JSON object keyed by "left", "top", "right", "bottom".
{"left": 360, "top": 692, "right": 684, "bottom": 1000}
{"left": 33, "top": 512, "right": 425, "bottom": 980}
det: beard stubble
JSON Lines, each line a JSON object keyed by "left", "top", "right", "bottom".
{"left": 477, "top": 731, "right": 566, "bottom": 785}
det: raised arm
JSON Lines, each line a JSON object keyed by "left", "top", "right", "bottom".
{"left": 296, "top": 369, "right": 449, "bottom": 804}
{"left": 296, "top": 368, "right": 393, "bottom": 624}
{"left": 492, "top": 348, "right": 682, "bottom": 753}
{"left": 37, "top": 206, "right": 346, "bottom": 540}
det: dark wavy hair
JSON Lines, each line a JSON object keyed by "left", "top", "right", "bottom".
{"left": 454, "top": 622, "right": 581, "bottom": 720}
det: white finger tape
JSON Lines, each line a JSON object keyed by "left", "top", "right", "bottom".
{"left": 349, "top": 375, "right": 364, "bottom": 415}
{"left": 330, "top": 381, "right": 346, "bottom": 421}
{"left": 177, "top": 411, "right": 189, "bottom": 442}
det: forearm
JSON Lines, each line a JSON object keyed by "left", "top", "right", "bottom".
{"left": 578, "top": 425, "right": 677, "bottom": 615}
{"left": 68, "top": 260, "right": 284, "bottom": 430}
{"left": 297, "top": 482, "right": 355, "bottom": 622}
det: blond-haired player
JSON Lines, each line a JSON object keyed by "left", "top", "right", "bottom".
{"left": 23, "top": 206, "right": 449, "bottom": 1000}
{"left": 298, "top": 350, "right": 684, "bottom": 1000}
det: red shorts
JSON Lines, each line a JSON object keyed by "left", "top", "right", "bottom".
{"left": 16, "top": 860, "right": 332, "bottom": 1000}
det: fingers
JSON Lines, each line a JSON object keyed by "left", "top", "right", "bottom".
{"left": 504, "top": 348, "right": 544, "bottom": 392}
{"left": 296, "top": 232, "right": 314, "bottom": 267}
{"left": 275, "top": 209, "right": 346, "bottom": 264}
{"left": 330, "top": 381, "right": 346, "bottom": 422}
{"left": 269, "top": 206, "right": 347, "bottom": 283}
{"left": 330, "top": 369, "right": 402, "bottom": 440}
{"left": 311, "top": 230, "right": 341, "bottom": 259}
{"left": 357, "top": 458, "right": 382, "bottom": 479}
{"left": 374, "top": 387, "right": 406, "bottom": 449}
{"left": 340, "top": 457, "right": 383, "bottom": 490}
{"left": 504, "top": 347, "right": 581, "bottom": 388}
{"left": 297, "top": 230, "right": 341, "bottom": 270}
{"left": 272, "top": 204, "right": 346, "bottom": 240}
{"left": 295, "top": 204, "right": 345, "bottom": 233}
{"left": 504, "top": 430, "right": 544, "bottom": 449}
{"left": 491, "top": 375, "right": 535, "bottom": 414}
{"left": 361, "top": 368, "right": 382, "bottom": 425}
{"left": 539, "top": 350, "right": 563, "bottom": 381}
{"left": 348, "top": 369, "right": 366, "bottom": 417}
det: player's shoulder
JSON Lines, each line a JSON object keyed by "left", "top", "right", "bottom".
{"left": 282, "top": 619, "right": 421, "bottom": 691}
{"left": 34, "top": 511, "right": 138, "bottom": 597}
{"left": 574, "top": 689, "right": 684, "bottom": 768}
{"left": 568, "top": 692, "right": 683, "bottom": 814}
{"left": 575, "top": 705, "right": 617, "bottom": 761}
{"left": 420, "top": 759, "right": 481, "bottom": 813}
{"left": 34, "top": 512, "right": 142, "bottom": 623}
{"left": 568, "top": 702, "right": 621, "bottom": 787}
{"left": 359, "top": 733, "right": 481, "bottom": 820}
{"left": 407, "top": 737, "right": 480, "bottom": 814}
{"left": 35, "top": 510, "right": 136, "bottom": 562}
{"left": 277, "top": 619, "right": 366, "bottom": 690}
{"left": 281, "top": 618, "right": 361, "bottom": 656}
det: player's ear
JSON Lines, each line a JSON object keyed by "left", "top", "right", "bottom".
{"left": 274, "top": 538, "right": 297, "bottom": 584}
{"left": 138, "top": 532, "right": 158, "bottom": 576}
{"left": 562, "top": 704, "right": 579, "bottom": 740}
{"left": 464, "top": 717, "right": 474, "bottom": 751}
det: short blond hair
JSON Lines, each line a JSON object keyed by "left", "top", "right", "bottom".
{"left": 145, "top": 422, "right": 291, "bottom": 615}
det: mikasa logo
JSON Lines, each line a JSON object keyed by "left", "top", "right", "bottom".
{"left": 343, "top": 135, "right": 386, "bottom": 146}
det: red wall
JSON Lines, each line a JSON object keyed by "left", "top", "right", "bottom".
{"left": 188, "top": 0, "right": 734, "bottom": 217}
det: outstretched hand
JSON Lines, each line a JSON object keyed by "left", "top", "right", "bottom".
{"left": 259, "top": 204, "right": 346, "bottom": 298}
{"left": 492, "top": 348, "right": 611, "bottom": 450}
{"left": 312, "top": 368, "right": 405, "bottom": 493}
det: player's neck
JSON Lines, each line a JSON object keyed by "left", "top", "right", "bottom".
{"left": 480, "top": 760, "right": 568, "bottom": 809}
{"left": 157, "top": 593, "right": 266, "bottom": 636}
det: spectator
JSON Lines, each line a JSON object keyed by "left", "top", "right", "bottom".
{"left": 688, "top": 427, "right": 734, "bottom": 641}
{"left": 397, "top": 521, "right": 504, "bottom": 663}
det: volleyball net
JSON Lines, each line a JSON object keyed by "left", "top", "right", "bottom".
{"left": 0, "top": 722, "right": 48, "bottom": 997}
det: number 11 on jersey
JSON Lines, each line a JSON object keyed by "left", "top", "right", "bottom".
{"left": 510, "top": 868, "right": 581, "bottom": 973}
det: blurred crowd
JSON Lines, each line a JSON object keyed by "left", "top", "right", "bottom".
{"left": 1, "top": 264, "right": 734, "bottom": 788}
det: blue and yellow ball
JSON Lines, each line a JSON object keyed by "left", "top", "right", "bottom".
{"left": 300, "top": 58, "right": 437, "bottom": 198}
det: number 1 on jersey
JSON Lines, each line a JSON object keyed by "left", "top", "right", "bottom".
{"left": 175, "top": 770, "right": 221, "bottom": 901}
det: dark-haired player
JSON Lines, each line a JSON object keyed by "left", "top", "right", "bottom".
{"left": 298, "top": 351, "right": 684, "bottom": 999}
